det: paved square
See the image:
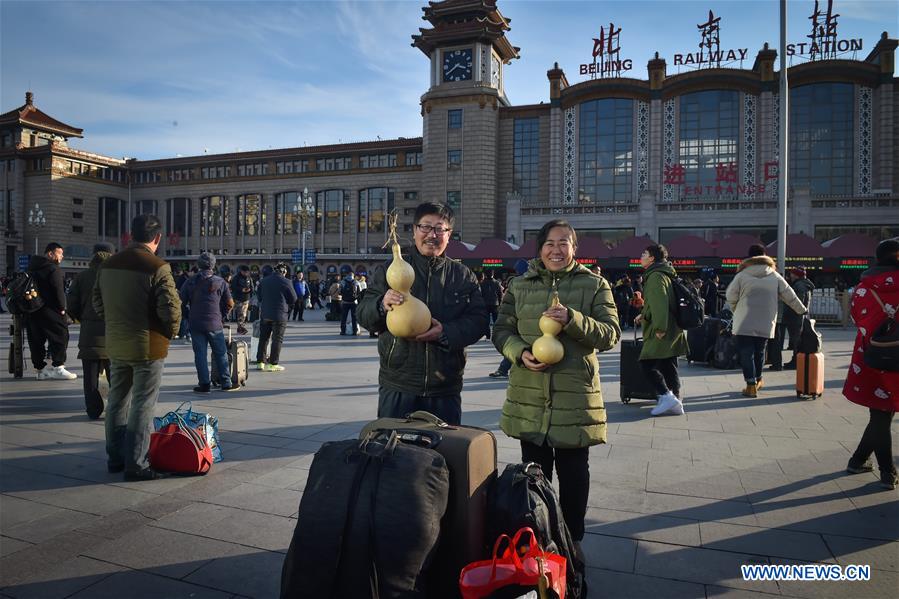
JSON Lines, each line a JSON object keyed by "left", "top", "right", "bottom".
{"left": 1, "top": 312, "right": 897, "bottom": 598}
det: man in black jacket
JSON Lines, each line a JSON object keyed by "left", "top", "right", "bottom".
{"left": 26, "top": 242, "right": 77, "bottom": 380}
{"left": 230, "top": 265, "right": 253, "bottom": 333}
{"left": 479, "top": 269, "right": 503, "bottom": 340}
{"left": 255, "top": 263, "right": 297, "bottom": 372}
{"left": 358, "top": 202, "right": 487, "bottom": 425}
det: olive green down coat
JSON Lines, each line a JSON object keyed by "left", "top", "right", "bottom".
{"left": 638, "top": 261, "right": 689, "bottom": 360}
{"left": 492, "top": 259, "right": 621, "bottom": 449}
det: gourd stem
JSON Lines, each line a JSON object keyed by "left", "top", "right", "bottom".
{"left": 383, "top": 212, "right": 400, "bottom": 250}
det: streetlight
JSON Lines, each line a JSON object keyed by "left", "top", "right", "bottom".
{"left": 295, "top": 187, "right": 314, "bottom": 271}
{"left": 27, "top": 202, "right": 46, "bottom": 255}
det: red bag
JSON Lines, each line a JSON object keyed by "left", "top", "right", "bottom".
{"left": 149, "top": 412, "right": 213, "bottom": 474}
{"left": 460, "top": 527, "right": 567, "bottom": 599}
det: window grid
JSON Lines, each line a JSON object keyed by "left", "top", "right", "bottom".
{"left": 513, "top": 118, "right": 540, "bottom": 203}
{"left": 678, "top": 90, "right": 739, "bottom": 194}
{"left": 448, "top": 109, "right": 463, "bottom": 129}
{"left": 789, "top": 83, "right": 854, "bottom": 196}
{"left": 579, "top": 99, "right": 633, "bottom": 204}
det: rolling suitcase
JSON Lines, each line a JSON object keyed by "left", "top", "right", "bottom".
{"left": 620, "top": 330, "right": 657, "bottom": 403}
{"left": 712, "top": 326, "right": 740, "bottom": 369}
{"left": 796, "top": 352, "right": 825, "bottom": 399}
{"left": 687, "top": 317, "right": 722, "bottom": 363}
{"left": 360, "top": 411, "right": 497, "bottom": 598}
{"left": 211, "top": 325, "right": 249, "bottom": 387}
{"left": 281, "top": 431, "right": 449, "bottom": 598}
{"left": 7, "top": 315, "right": 24, "bottom": 378}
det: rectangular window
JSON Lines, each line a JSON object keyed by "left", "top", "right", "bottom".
{"left": 165, "top": 197, "right": 192, "bottom": 244}
{"left": 678, "top": 90, "right": 737, "bottom": 197}
{"left": 73, "top": 197, "right": 83, "bottom": 205}
{"left": 97, "top": 197, "right": 127, "bottom": 239}
{"left": 790, "top": 83, "right": 854, "bottom": 196}
{"left": 72, "top": 212, "right": 83, "bottom": 219}
{"left": 404, "top": 191, "right": 418, "bottom": 203}
{"left": 200, "top": 195, "right": 230, "bottom": 242}
{"left": 579, "top": 98, "right": 633, "bottom": 204}
{"left": 72, "top": 225, "right": 83, "bottom": 233}
{"left": 360, "top": 154, "right": 397, "bottom": 169}
{"left": 0, "top": 191, "right": 6, "bottom": 228}
{"left": 405, "top": 151, "right": 423, "bottom": 166}
{"left": 133, "top": 199, "right": 158, "bottom": 217}
{"left": 237, "top": 163, "right": 268, "bottom": 177}
{"left": 276, "top": 160, "right": 309, "bottom": 174}
{"left": 447, "top": 150, "right": 462, "bottom": 168}
{"left": 317, "top": 189, "right": 347, "bottom": 235}
{"left": 513, "top": 117, "right": 540, "bottom": 204}
{"left": 448, "top": 109, "right": 463, "bottom": 129}
{"left": 446, "top": 191, "right": 461, "bottom": 238}
{"left": 315, "top": 157, "right": 351, "bottom": 172}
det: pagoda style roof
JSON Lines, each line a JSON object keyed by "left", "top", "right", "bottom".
{"left": 0, "top": 92, "right": 83, "bottom": 138}
{"left": 412, "top": 0, "right": 519, "bottom": 63}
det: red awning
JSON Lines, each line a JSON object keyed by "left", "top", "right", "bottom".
{"left": 766, "top": 233, "right": 823, "bottom": 257}
{"left": 515, "top": 239, "right": 537, "bottom": 258}
{"left": 610, "top": 235, "right": 656, "bottom": 258}
{"left": 468, "top": 238, "right": 520, "bottom": 259}
{"left": 822, "top": 234, "right": 879, "bottom": 258}
{"left": 713, "top": 234, "right": 764, "bottom": 257}
{"left": 445, "top": 240, "right": 475, "bottom": 259}
{"left": 575, "top": 236, "right": 612, "bottom": 259}
{"left": 665, "top": 235, "right": 714, "bottom": 258}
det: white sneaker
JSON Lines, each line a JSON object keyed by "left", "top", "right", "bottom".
{"left": 651, "top": 392, "right": 681, "bottom": 416}
{"left": 36, "top": 368, "right": 50, "bottom": 380}
{"left": 50, "top": 365, "right": 78, "bottom": 380}
{"left": 669, "top": 397, "right": 685, "bottom": 415}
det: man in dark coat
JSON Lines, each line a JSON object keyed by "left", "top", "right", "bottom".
{"left": 358, "top": 202, "right": 487, "bottom": 425}
{"left": 26, "top": 242, "right": 77, "bottom": 380}
{"left": 782, "top": 267, "right": 815, "bottom": 369}
{"left": 479, "top": 269, "right": 503, "bottom": 339}
{"left": 255, "top": 263, "right": 297, "bottom": 371}
{"left": 230, "top": 265, "right": 253, "bottom": 332}
{"left": 67, "top": 242, "right": 114, "bottom": 418}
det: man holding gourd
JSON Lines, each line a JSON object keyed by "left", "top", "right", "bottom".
{"left": 492, "top": 219, "right": 621, "bottom": 545}
{"left": 358, "top": 202, "right": 488, "bottom": 426}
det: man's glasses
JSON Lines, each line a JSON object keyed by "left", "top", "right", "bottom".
{"left": 415, "top": 224, "right": 452, "bottom": 236}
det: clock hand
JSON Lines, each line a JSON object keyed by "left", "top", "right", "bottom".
{"left": 447, "top": 64, "right": 461, "bottom": 74}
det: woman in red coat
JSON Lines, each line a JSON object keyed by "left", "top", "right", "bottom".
{"left": 844, "top": 239, "right": 899, "bottom": 490}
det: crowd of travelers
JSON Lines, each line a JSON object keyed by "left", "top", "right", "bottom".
{"left": 4, "top": 204, "right": 895, "bottom": 501}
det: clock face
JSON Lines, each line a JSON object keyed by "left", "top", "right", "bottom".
{"left": 491, "top": 56, "right": 501, "bottom": 87}
{"left": 443, "top": 48, "right": 473, "bottom": 82}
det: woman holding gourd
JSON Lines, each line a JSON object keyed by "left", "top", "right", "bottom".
{"left": 493, "top": 219, "right": 621, "bottom": 543}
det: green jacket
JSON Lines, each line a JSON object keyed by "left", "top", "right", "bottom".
{"left": 492, "top": 259, "right": 621, "bottom": 449}
{"left": 638, "top": 261, "right": 688, "bottom": 360}
{"left": 92, "top": 243, "right": 181, "bottom": 362}
{"left": 67, "top": 252, "right": 111, "bottom": 360}
{"left": 357, "top": 246, "right": 487, "bottom": 396}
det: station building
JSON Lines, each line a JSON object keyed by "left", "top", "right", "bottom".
{"left": 0, "top": 0, "right": 896, "bottom": 277}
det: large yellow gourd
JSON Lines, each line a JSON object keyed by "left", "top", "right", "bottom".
{"left": 385, "top": 242, "right": 432, "bottom": 338}
{"left": 532, "top": 292, "right": 564, "bottom": 365}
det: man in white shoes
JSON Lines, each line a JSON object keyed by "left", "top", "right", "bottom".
{"left": 26, "top": 242, "right": 77, "bottom": 380}
{"left": 634, "top": 244, "right": 688, "bottom": 416}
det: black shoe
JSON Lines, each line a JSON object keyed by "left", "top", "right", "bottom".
{"left": 107, "top": 462, "right": 125, "bottom": 474}
{"left": 783, "top": 361, "right": 796, "bottom": 370}
{"left": 847, "top": 458, "right": 874, "bottom": 474}
{"left": 768, "top": 365, "right": 783, "bottom": 371}
{"left": 488, "top": 370, "right": 509, "bottom": 379}
{"left": 193, "top": 384, "right": 211, "bottom": 393}
{"left": 299, "top": 318, "right": 304, "bottom": 321}
{"left": 339, "top": 332, "right": 347, "bottom": 336}
{"left": 124, "top": 468, "right": 168, "bottom": 481}
{"left": 880, "top": 470, "right": 898, "bottom": 490}
{"left": 221, "top": 384, "right": 240, "bottom": 392}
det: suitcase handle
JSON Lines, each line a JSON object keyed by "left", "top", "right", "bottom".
{"left": 404, "top": 410, "right": 453, "bottom": 429}
{"left": 633, "top": 328, "right": 643, "bottom": 342}
{"left": 389, "top": 429, "right": 443, "bottom": 449}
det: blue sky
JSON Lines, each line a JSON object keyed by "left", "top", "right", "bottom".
{"left": 1, "top": 0, "right": 894, "bottom": 160}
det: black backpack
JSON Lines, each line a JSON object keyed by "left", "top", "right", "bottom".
{"left": 668, "top": 275, "right": 704, "bottom": 330}
{"left": 487, "top": 463, "right": 586, "bottom": 599}
{"left": 341, "top": 279, "right": 359, "bottom": 303}
{"left": 6, "top": 273, "right": 44, "bottom": 315}
{"left": 863, "top": 289, "right": 899, "bottom": 372}
{"left": 796, "top": 316, "right": 823, "bottom": 354}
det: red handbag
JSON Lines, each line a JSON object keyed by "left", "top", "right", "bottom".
{"left": 460, "top": 527, "right": 567, "bottom": 599}
{"left": 149, "top": 412, "right": 213, "bottom": 474}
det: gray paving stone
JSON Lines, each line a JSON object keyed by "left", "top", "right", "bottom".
{"left": 1, "top": 556, "right": 122, "bottom": 599}
{"left": 153, "top": 503, "right": 293, "bottom": 552}
{"left": 580, "top": 532, "right": 637, "bottom": 572}
{"left": 646, "top": 463, "right": 747, "bottom": 502}
{"left": 206, "top": 482, "right": 302, "bottom": 517}
{"left": 823, "top": 534, "right": 899, "bottom": 572}
{"left": 703, "top": 584, "right": 786, "bottom": 598}
{"left": 3, "top": 504, "right": 101, "bottom": 544}
{"left": 772, "top": 558, "right": 899, "bottom": 599}
{"left": 184, "top": 550, "right": 284, "bottom": 598}
{"left": 585, "top": 566, "right": 707, "bottom": 599}
{"left": 250, "top": 466, "right": 309, "bottom": 491}
{"left": 83, "top": 526, "right": 250, "bottom": 579}
{"left": 0, "top": 536, "right": 32, "bottom": 558}
{"left": 586, "top": 507, "right": 702, "bottom": 547}
{"left": 699, "top": 521, "right": 835, "bottom": 563}
{"left": 67, "top": 568, "right": 233, "bottom": 598}
{"left": 0, "top": 530, "right": 108, "bottom": 588}
{"left": 634, "top": 540, "right": 778, "bottom": 593}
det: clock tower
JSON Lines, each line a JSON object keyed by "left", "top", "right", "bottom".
{"left": 412, "top": 0, "right": 519, "bottom": 242}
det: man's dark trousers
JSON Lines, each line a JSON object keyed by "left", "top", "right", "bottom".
{"left": 25, "top": 308, "right": 68, "bottom": 369}
{"left": 257, "top": 319, "right": 287, "bottom": 365}
{"left": 82, "top": 358, "right": 110, "bottom": 419}
{"left": 377, "top": 387, "right": 462, "bottom": 426}
{"left": 341, "top": 302, "right": 358, "bottom": 335}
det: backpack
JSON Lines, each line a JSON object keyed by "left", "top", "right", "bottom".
{"left": 341, "top": 279, "right": 358, "bottom": 303}
{"left": 668, "top": 275, "right": 704, "bottom": 330}
{"left": 796, "top": 316, "right": 823, "bottom": 354}
{"left": 6, "top": 273, "right": 44, "bottom": 315}
{"left": 864, "top": 289, "right": 899, "bottom": 372}
{"left": 487, "top": 463, "right": 586, "bottom": 599}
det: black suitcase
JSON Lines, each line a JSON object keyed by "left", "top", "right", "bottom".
{"left": 7, "top": 316, "right": 24, "bottom": 378}
{"left": 712, "top": 326, "right": 740, "bottom": 369}
{"left": 620, "top": 330, "right": 658, "bottom": 403}
{"left": 687, "top": 317, "right": 722, "bottom": 363}
{"left": 211, "top": 326, "right": 249, "bottom": 387}
{"left": 281, "top": 431, "right": 449, "bottom": 599}
{"left": 361, "top": 412, "right": 497, "bottom": 598}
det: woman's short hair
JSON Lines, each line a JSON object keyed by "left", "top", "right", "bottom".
{"left": 876, "top": 239, "right": 899, "bottom": 266}
{"left": 536, "top": 219, "right": 578, "bottom": 254}
{"left": 644, "top": 244, "right": 668, "bottom": 263}
{"left": 747, "top": 244, "right": 767, "bottom": 257}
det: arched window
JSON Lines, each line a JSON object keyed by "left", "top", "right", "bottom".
{"left": 678, "top": 90, "right": 739, "bottom": 193}
{"left": 579, "top": 98, "right": 634, "bottom": 204}
{"left": 789, "top": 83, "right": 853, "bottom": 195}
{"left": 200, "top": 195, "right": 230, "bottom": 253}
{"left": 316, "top": 189, "right": 349, "bottom": 253}
{"left": 237, "top": 193, "right": 266, "bottom": 254}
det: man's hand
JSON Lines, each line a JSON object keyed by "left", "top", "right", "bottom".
{"left": 634, "top": 314, "right": 643, "bottom": 325}
{"left": 521, "top": 349, "right": 549, "bottom": 372}
{"left": 542, "top": 302, "right": 570, "bottom": 326}
{"left": 414, "top": 318, "right": 444, "bottom": 343}
{"left": 382, "top": 290, "right": 405, "bottom": 311}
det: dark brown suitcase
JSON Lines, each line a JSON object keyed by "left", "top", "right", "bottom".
{"left": 360, "top": 411, "right": 497, "bottom": 598}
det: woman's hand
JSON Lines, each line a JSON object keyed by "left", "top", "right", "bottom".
{"left": 542, "top": 302, "right": 570, "bottom": 325}
{"left": 634, "top": 314, "right": 643, "bottom": 325}
{"left": 521, "top": 350, "right": 549, "bottom": 372}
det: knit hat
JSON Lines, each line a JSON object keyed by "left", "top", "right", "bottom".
{"left": 791, "top": 267, "right": 806, "bottom": 278}
{"left": 198, "top": 252, "right": 216, "bottom": 270}
{"left": 92, "top": 242, "right": 115, "bottom": 254}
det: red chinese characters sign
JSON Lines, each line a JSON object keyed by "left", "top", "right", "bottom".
{"left": 664, "top": 160, "right": 781, "bottom": 198}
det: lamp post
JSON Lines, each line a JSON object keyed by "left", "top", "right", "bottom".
{"left": 27, "top": 202, "right": 46, "bottom": 256}
{"left": 295, "top": 187, "right": 314, "bottom": 271}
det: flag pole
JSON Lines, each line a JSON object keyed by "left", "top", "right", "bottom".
{"left": 777, "top": 0, "right": 789, "bottom": 274}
